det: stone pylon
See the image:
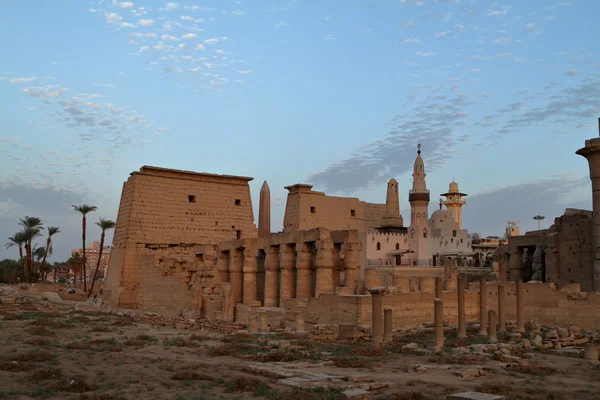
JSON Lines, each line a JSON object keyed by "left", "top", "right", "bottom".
{"left": 576, "top": 129, "right": 600, "bottom": 291}
{"left": 258, "top": 181, "right": 271, "bottom": 239}
{"left": 380, "top": 178, "right": 404, "bottom": 227}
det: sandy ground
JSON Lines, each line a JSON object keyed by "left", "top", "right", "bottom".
{"left": 1, "top": 294, "right": 599, "bottom": 399}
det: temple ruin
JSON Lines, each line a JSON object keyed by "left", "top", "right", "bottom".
{"left": 103, "top": 127, "right": 600, "bottom": 338}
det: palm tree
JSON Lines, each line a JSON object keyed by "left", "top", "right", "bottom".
{"left": 40, "top": 226, "right": 60, "bottom": 282}
{"left": 72, "top": 204, "right": 97, "bottom": 291}
{"left": 67, "top": 252, "right": 83, "bottom": 287}
{"left": 88, "top": 218, "right": 116, "bottom": 297}
{"left": 5, "top": 231, "right": 26, "bottom": 275}
{"left": 18, "top": 217, "right": 43, "bottom": 282}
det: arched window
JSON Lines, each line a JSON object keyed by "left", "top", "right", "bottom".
{"left": 411, "top": 212, "right": 415, "bottom": 224}
{"left": 423, "top": 229, "right": 427, "bottom": 239}
{"left": 376, "top": 242, "right": 381, "bottom": 251}
{"left": 395, "top": 243, "right": 400, "bottom": 250}
{"left": 416, "top": 212, "right": 422, "bottom": 225}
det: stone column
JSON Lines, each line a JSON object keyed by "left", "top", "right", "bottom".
{"left": 584, "top": 344, "right": 598, "bottom": 361}
{"left": 217, "top": 251, "right": 229, "bottom": 283}
{"left": 315, "top": 239, "right": 335, "bottom": 296}
{"left": 384, "top": 308, "right": 393, "bottom": 342}
{"left": 259, "top": 312, "right": 269, "bottom": 332}
{"left": 279, "top": 245, "right": 295, "bottom": 306}
{"left": 435, "top": 277, "right": 443, "bottom": 298}
{"left": 263, "top": 246, "right": 279, "bottom": 307}
{"left": 295, "top": 243, "right": 312, "bottom": 299}
{"left": 242, "top": 248, "right": 258, "bottom": 305}
{"left": 229, "top": 249, "right": 243, "bottom": 305}
{"left": 479, "top": 275, "right": 487, "bottom": 335}
{"left": 295, "top": 311, "right": 305, "bottom": 332}
{"left": 457, "top": 274, "right": 467, "bottom": 338}
{"left": 343, "top": 241, "right": 361, "bottom": 293}
{"left": 434, "top": 298, "right": 444, "bottom": 350}
{"left": 222, "top": 283, "right": 233, "bottom": 321}
{"left": 497, "top": 284, "right": 506, "bottom": 333}
{"left": 516, "top": 279, "right": 525, "bottom": 333}
{"left": 488, "top": 310, "right": 497, "bottom": 343}
{"left": 248, "top": 314, "right": 259, "bottom": 334}
{"left": 369, "top": 287, "right": 387, "bottom": 350}
{"left": 576, "top": 137, "right": 600, "bottom": 291}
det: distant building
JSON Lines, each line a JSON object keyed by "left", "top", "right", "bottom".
{"left": 70, "top": 241, "right": 111, "bottom": 281}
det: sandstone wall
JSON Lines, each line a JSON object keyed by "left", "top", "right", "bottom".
{"left": 283, "top": 184, "right": 385, "bottom": 233}
{"left": 104, "top": 166, "right": 258, "bottom": 310}
{"left": 306, "top": 282, "right": 600, "bottom": 330}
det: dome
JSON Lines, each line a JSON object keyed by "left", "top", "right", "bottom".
{"left": 449, "top": 181, "right": 459, "bottom": 193}
{"left": 431, "top": 209, "right": 451, "bottom": 222}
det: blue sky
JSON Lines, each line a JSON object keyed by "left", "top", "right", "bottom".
{"left": 1, "top": 0, "right": 599, "bottom": 261}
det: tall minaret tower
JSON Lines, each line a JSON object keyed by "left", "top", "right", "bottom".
{"left": 377, "top": 178, "right": 406, "bottom": 233}
{"left": 440, "top": 180, "right": 467, "bottom": 229}
{"left": 409, "top": 144, "right": 430, "bottom": 227}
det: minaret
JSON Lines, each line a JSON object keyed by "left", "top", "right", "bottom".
{"left": 258, "top": 181, "right": 271, "bottom": 238}
{"left": 440, "top": 180, "right": 467, "bottom": 229}
{"left": 377, "top": 178, "right": 406, "bottom": 233}
{"left": 409, "top": 144, "right": 430, "bottom": 227}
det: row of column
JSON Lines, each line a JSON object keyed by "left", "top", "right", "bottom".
{"left": 218, "top": 240, "right": 361, "bottom": 307}
{"left": 369, "top": 276, "right": 527, "bottom": 350}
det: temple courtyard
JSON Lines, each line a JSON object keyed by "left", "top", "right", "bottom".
{"left": 1, "top": 285, "right": 599, "bottom": 400}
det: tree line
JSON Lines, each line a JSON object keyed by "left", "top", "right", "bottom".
{"left": 2, "top": 204, "right": 115, "bottom": 298}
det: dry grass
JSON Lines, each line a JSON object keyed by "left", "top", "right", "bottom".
{"left": 23, "top": 337, "right": 51, "bottom": 346}
{"left": 253, "top": 350, "right": 301, "bottom": 362}
{"left": 0, "top": 361, "right": 36, "bottom": 372}
{"left": 11, "top": 350, "right": 55, "bottom": 362}
{"left": 350, "top": 346, "right": 386, "bottom": 357}
{"left": 31, "top": 367, "right": 63, "bottom": 380}
{"left": 25, "top": 325, "right": 54, "bottom": 336}
{"left": 509, "top": 364, "right": 557, "bottom": 375}
{"left": 88, "top": 326, "right": 115, "bottom": 333}
{"left": 50, "top": 377, "right": 97, "bottom": 393}
{"left": 171, "top": 371, "right": 215, "bottom": 381}
{"left": 331, "top": 357, "right": 369, "bottom": 368}
{"left": 386, "top": 392, "right": 431, "bottom": 400}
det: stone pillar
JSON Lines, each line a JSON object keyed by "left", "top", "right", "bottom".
{"left": 457, "top": 274, "right": 467, "bottom": 338}
{"left": 369, "top": 287, "right": 387, "bottom": 350}
{"left": 435, "top": 277, "right": 443, "bottom": 298}
{"left": 295, "top": 311, "right": 305, "bottom": 332}
{"left": 497, "top": 284, "right": 506, "bottom": 333}
{"left": 343, "top": 241, "right": 361, "bottom": 293}
{"left": 258, "top": 181, "right": 271, "bottom": 239}
{"left": 577, "top": 137, "right": 600, "bottom": 291}
{"left": 248, "top": 314, "right": 259, "bottom": 334}
{"left": 434, "top": 298, "right": 444, "bottom": 350}
{"left": 221, "top": 283, "right": 233, "bottom": 321}
{"left": 479, "top": 275, "right": 487, "bottom": 335}
{"left": 295, "top": 243, "right": 312, "bottom": 299}
{"left": 488, "top": 310, "right": 497, "bottom": 343}
{"left": 315, "top": 239, "right": 335, "bottom": 296}
{"left": 229, "top": 249, "right": 243, "bottom": 305}
{"left": 384, "top": 308, "right": 393, "bottom": 342}
{"left": 263, "top": 246, "right": 279, "bottom": 307}
{"left": 584, "top": 344, "right": 598, "bottom": 361}
{"left": 242, "top": 248, "right": 258, "bottom": 305}
{"left": 516, "top": 279, "right": 525, "bottom": 333}
{"left": 217, "top": 251, "right": 229, "bottom": 283}
{"left": 279, "top": 245, "right": 295, "bottom": 306}
{"left": 259, "top": 312, "right": 269, "bottom": 332}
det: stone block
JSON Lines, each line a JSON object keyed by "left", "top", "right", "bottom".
{"left": 342, "top": 389, "right": 372, "bottom": 399}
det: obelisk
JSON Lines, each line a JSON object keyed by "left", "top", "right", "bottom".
{"left": 258, "top": 181, "right": 271, "bottom": 239}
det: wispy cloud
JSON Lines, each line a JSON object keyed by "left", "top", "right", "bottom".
{"left": 10, "top": 77, "right": 38, "bottom": 84}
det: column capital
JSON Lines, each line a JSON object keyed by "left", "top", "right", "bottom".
{"left": 265, "top": 245, "right": 278, "bottom": 255}
{"left": 368, "top": 286, "right": 389, "bottom": 296}
{"left": 316, "top": 239, "right": 334, "bottom": 250}
{"left": 343, "top": 241, "right": 362, "bottom": 251}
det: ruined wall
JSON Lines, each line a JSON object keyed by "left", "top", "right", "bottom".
{"left": 306, "top": 282, "right": 600, "bottom": 330}
{"left": 104, "top": 166, "right": 258, "bottom": 310}
{"left": 506, "top": 208, "right": 594, "bottom": 291}
{"left": 283, "top": 184, "right": 385, "bottom": 233}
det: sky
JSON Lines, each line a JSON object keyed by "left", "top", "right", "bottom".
{"left": 1, "top": 0, "right": 599, "bottom": 262}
